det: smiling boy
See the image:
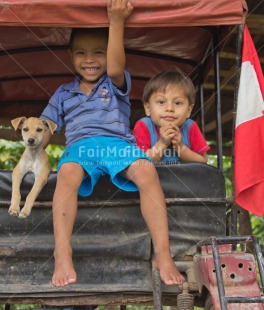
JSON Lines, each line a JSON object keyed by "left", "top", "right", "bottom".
{"left": 41, "top": 1, "right": 185, "bottom": 287}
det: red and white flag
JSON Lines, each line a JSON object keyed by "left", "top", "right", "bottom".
{"left": 235, "top": 25, "right": 264, "bottom": 216}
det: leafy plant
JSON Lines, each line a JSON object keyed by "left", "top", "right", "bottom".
{"left": 251, "top": 214, "right": 264, "bottom": 247}
{"left": 0, "top": 139, "right": 65, "bottom": 171}
{"left": 45, "top": 144, "right": 65, "bottom": 170}
{"left": 208, "top": 155, "right": 232, "bottom": 197}
{"left": 0, "top": 140, "right": 25, "bottom": 170}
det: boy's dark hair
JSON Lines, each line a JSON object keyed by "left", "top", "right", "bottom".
{"left": 69, "top": 28, "right": 109, "bottom": 50}
{"left": 143, "top": 70, "right": 196, "bottom": 106}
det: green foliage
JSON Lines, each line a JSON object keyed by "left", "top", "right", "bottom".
{"left": 208, "top": 155, "right": 232, "bottom": 198}
{"left": 45, "top": 144, "right": 65, "bottom": 170}
{"left": 251, "top": 214, "right": 264, "bottom": 247}
{"left": 207, "top": 154, "right": 264, "bottom": 249}
{"left": 3, "top": 305, "right": 41, "bottom": 310}
{"left": 0, "top": 139, "right": 25, "bottom": 170}
{"left": 0, "top": 139, "right": 65, "bottom": 171}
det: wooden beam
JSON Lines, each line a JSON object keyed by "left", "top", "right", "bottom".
{"left": 205, "top": 109, "right": 234, "bottom": 133}
{"left": 0, "top": 103, "right": 46, "bottom": 122}
{"left": 247, "top": 14, "right": 264, "bottom": 32}
{"left": 203, "top": 82, "right": 234, "bottom": 91}
{"left": 204, "top": 62, "right": 236, "bottom": 114}
{"left": 0, "top": 128, "right": 66, "bottom": 145}
{"left": 208, "top": 145, "right": 231, "bottom": 157}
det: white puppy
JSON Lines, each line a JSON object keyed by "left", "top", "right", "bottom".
{"left": 9, "top": 117, "right": 57, "bottom": 218}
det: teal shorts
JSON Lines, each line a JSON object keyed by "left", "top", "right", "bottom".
{"left": 57, "top": 136, "right": 152, "bottom": 197}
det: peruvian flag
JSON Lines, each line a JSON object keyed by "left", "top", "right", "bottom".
{"left": 235, "top": 25, "right": 264, "bottom": 216}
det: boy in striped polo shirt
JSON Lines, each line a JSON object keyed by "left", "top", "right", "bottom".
{"left": 41, "top": 0, "right": 184, "bottom": 287}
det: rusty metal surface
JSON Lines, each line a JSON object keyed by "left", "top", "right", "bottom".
{"left": 194, "top": 248, "right": 264, "bottom": 310}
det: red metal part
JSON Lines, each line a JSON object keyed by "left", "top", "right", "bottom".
{"left": 194, "top": 245, "right": 264, "bottom": 310}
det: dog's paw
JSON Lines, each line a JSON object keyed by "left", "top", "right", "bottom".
{"left": 18, "top": 207, "right": 31, "bottom": 219}
{"left": 18, "top": 212, "right": 28, "bottom": 219}
{"left": 8, "top": 205, "right": 20, "bottom": 216}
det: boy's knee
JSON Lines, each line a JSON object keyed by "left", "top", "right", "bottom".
{"left": 133, "top": 160, "right": 160, "bottom": 184}
{"left": 57, "top": 163, "right": 84, "bottom": 186}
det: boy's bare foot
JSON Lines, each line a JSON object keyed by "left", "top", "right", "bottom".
{"left": 153, "top": 253, "right": 185, "bottom": 285}
{"left": 52, "top": 251, "right": 77, "bottom": 287}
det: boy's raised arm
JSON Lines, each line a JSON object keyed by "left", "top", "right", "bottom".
{"left": 107, "top": 0, "right": 133, "bottom": 89}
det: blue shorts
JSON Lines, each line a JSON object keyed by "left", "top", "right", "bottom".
{"left": 57, "top": 136, "right": 152, "bottom": 197}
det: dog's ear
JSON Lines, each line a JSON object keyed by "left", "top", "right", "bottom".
{"left": 42, "top": 120, "right": 57, "bottom": 135}
{"left": 11, "top": 117, "right": 27, "bottom": 131}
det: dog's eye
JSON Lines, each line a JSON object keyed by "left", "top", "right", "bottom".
{"left": 36, "top": 128, "right": 43, "bottom": 132}
{"left": 23, "top": 128, "right": 29, "bottom": 132}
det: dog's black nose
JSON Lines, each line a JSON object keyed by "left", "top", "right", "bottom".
{"left": 28, "top": 138, "right": 35, "bottom": 145}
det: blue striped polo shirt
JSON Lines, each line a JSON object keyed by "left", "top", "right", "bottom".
{"left": 40, "top": 71, "right": 136, "bottom": 148}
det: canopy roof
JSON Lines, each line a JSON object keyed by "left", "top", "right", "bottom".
{"left": 0, "top": 0, "right": 248, "bottom": 145}
{"left": 0, "top": 0, "right": 247, "bottom": 27}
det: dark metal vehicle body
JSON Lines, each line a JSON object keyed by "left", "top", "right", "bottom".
{"left": 0, "top": 1, "right": 263, "bottom": 309}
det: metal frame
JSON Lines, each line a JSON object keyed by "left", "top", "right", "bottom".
{"left": 230, "top": 24, "right": 245, "bottom": 237}
{"left": 198, "top": 236, "right": 264, "bottom": 310}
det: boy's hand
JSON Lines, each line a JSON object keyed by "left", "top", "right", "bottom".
{"left": 106, "top": 0, "right": 133, "bottom": 89}
{"left": 107, "top": 0, "right": 134, "bottom": 24}
{"left": 160, "top": 124, "right": 177, "bottom": 146}
{"left": 171, "top": 126, "right": 183, "bottom": 149}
